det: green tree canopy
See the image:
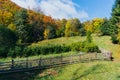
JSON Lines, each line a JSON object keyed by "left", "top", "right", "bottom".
{"left": 14, "top": 9, "right": 29, "bottom": 43}
{"left": 110, "top": 0, "right": 120, "bottom": 44}
{"left": 44, "top": 25, "right": 56, "bottom": 39}
{"left": 101, "top": 18, "right": 118, "bottom": 35}
{"left": 65, "top": 18, "right": 81, "bottom": 37}
{"left": 111, "top": 0, "right": 120, "bottom": 24}
{"left": 0, "top": 25, "right": 17, "bottom": 57}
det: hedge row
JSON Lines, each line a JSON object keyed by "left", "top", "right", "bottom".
{"left": 7, "top": 41, "right": 100, "bottom": 58}
{"left": 24, "top": 44, "right": 70, "bottom": 56}
{"left": 8, "top": 44, "right": 70, "bottom": 58}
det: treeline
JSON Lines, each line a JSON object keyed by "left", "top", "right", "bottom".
{"left": 1, "top": 8, "right": 116, "bottom": 43}
{"left": 0, "top": 0, "right": 112, "bottom": 43}
{"left": 0, "top": 0, "right": 120, "bottom": 57}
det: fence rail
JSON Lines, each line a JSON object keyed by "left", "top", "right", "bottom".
{"left": 0, "top": 52, "right": 112, "bottom": 74}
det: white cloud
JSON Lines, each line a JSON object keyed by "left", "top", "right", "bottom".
{"left": 11, "top": 0, "right": 38, "bottom": 9}
{"left": 11, "top": 0, "right": 89, "bottom": 20}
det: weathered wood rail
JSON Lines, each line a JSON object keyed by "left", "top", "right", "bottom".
{"left": 0, "top": 52, "right": 112, "bottom": 74}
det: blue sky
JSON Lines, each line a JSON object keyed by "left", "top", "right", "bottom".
{"left": 11, "top": 0, "right": 115, "bottom": 21}
{"left": 74, "top": 0, "right": 115, "bottom": 21}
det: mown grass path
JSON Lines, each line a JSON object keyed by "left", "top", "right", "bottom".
{"left": 93, "top": 36, "right": 120, "bottom": 60}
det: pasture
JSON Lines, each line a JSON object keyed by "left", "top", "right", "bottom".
{"left": 1, "top": 35, "right": 120, "bottom": 80}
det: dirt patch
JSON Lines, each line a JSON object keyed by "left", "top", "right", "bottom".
{"left": 39, "top": 69, "right": 58, "bottom": 77}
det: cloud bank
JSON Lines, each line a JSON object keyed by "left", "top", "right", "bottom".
{"left": 11, "top": 0, "right": 89, "bottom": 20}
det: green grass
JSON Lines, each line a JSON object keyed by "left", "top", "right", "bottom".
{"left": 30, "top": 36, "right": 86, "bottom": 47}
{"left": 93, "top": 35, "right": 120, "bottom": 60}
{"left": 1, "top": 61, "right": 120, "bottom": 80}
{"left": 34, "top": 61, "right": 120, "bottom": 80}
{"left": 1, "top": 35, "right": 120, "bottom": 80}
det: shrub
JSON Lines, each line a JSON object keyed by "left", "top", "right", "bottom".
{"left": 7, "top": 41, "right": 99, "bottom": 58}
{"left": 8, "top": 49, "right": 16, "bottom": 58}
{"left": 0, "top": 25, "right": 17, "bottom": 57}
{"left": 83, "top": 42, "right": 100, "bottom": 53}
{"left": 70, "top": 42, "right": 83, "bottom": 51}
{"left": 111, "top": 35, "right": 118, "bottom": 44}
{"left": 8, "top": 46, "right": 25, "bottom": 58}
{"left": 86, "top": 31, "right": 92, "bottom": 43}
{"left": 70, "top": 41, "right": 100, "bottom": 53}
{"left": 14, "top": 46, "right": 23, "bottom": 57}
{"left": 0, "top": 47, "right": 8, "bottom": 57}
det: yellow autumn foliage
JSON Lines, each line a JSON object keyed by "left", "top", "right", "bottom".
{"left": 83, "top": 18, "right": 104, "bottom": 33}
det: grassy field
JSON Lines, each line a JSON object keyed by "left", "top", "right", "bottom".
{"left": 34, "top": 61, "right": 120, "bottom": 80}
{"left": 30, "top": 36, "right": 86, "bottom": 46}
{"left": 1, "top": 35, "right": 120, "bottom": 61}
{"left": 1, "top": 35, "right": 120, "bottom": 80}
{"left": 29, "top": 35, "right": 120, "bottom": 60}
{"left": 1, "top": 61, "right": 120, "bottom": 80}
{"left": 93, "top": 35, "right": 120, "bottom": 60}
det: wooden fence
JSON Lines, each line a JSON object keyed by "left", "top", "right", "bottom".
{"left": 0, "top": 52, "right": 112, "bottom": 74}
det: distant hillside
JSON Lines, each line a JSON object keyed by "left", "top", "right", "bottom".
{"left": 0, "top": 0, "right": 44, "bottom": 26}
{"left": 0, "top": 0, "right": 21, "bottom": 26}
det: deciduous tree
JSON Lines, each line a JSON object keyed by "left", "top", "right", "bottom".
{"left": 65, "top": 18, "right": 81, "bottom": 37}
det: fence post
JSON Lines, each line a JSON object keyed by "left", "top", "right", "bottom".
{"left": 95, "top": 53, "right": 97, "bottom": 60}
{"left": 88, "top": 54, "right": 91, "bottom": 62}
{"left": 79, "top": 54, "right": 81, "bottom": 61}
{"left": 70, "top": 55, "right": 72, "bottom": 64}
{"left": 39, "top": 57, "right": 42, "bottom": 68}
{"left": 61, "top": 55, "right": 63, "bottom": 64}
{"left": 26, "top": 57, "right": 28, "bottom": 68}
{"left": 109, "top": 52, "right": 113, "bottom": 61}
{"left": 11, "top": 59, "right": 14, "bottom": 69}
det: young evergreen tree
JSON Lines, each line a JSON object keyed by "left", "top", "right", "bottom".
{"left": 86, "top": 31, "right": 92, "bottom": 43}
{"left": 111, "top": 0, "right": 120, "bottom": 24}
{"left": 101, "top": 19, "right": 118, "bottom": 35}
{"left": 14, "top": 9, "right": 29, "bottom": 43}
{"left": 111, "top": 0, "right": 120, "bottom": 44}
